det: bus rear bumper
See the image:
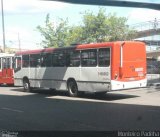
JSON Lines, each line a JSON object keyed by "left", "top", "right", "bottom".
{"left": 111, "top": 78, "right": 147, "bottom": 90}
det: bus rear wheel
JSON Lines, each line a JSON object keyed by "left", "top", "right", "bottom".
{"left": 67, "top": 80, "right": 79, "bottom": 97}
{"left": 23, "top": 79, "right": 31, "bottom": 92}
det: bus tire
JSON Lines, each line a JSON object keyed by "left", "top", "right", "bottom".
{"left": 67, "top": 80, "right": 79, "bottom": 97}
{"left": 23, "top": 79, "right": 31, "bottom": 92}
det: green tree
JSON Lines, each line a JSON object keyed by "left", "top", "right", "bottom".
{"left": 37, "top": 14, "right": 69, "bottom": 47}
{"left": 37, "top": 8, "right": 137, "bottom": 48}
{"left": 80, "top": 8, "right": 137, "bottom": 43}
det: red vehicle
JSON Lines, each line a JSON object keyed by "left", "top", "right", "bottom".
{"left": 0, "top": 53, "right": 14, "bottom": 86}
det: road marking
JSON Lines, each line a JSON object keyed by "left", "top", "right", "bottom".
{"left": 1, "top": 107, "right": 24, "bottom": 113}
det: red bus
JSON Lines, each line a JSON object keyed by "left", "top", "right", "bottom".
{"left": 0, "top": 53, "right": 14, "bottom": 86}
{"left": 14, "top": 41, "right": 147, "bottom": 96}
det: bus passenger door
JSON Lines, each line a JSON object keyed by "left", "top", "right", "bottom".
{"left": 14, "top": 56, "right": 22, "bottom": 72}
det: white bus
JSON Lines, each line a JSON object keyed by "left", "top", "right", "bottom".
{"left": 14, "top": 41, "right": 147, "bottom": 96}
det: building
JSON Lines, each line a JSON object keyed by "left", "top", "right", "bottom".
{"left": 147, "top": 50, "right": 160, "bottom": 61}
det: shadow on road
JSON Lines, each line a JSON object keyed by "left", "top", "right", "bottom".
{"left": 147, "top": 85, "right": 160, "bottom": 93}
{"left": 10, "top": 87, "right": 139, "bottom": 101}
{"left": 0, "top": 80, "right": 160, "bottom": 134}
{"left": 0, "top": 88, "right": 160, "bottom": 131}
{"left": 0, "top": 84, "right": 15, "bottom": 87}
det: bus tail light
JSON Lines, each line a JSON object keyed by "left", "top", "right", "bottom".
{"left": 114, "top": 73, "right": 118, "bottom": 80}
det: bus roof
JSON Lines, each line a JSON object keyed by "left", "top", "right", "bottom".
{"left": 15, "top": 41, "right": 144, "bottom": 55}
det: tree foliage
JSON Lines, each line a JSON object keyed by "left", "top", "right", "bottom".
{"left": 37, "top": 14, "right": 69, "bottom": 47}
{"left": 37, "top": 8, "right": 137, "bottom": 48}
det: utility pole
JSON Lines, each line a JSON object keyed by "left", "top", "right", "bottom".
{"left": 18, "top": 33, "right": 21, "bottom": 51}
{"left": 1, "top": 0, "right": 6, "bottom": 53}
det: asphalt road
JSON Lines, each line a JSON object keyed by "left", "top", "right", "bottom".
{"left": 0, "top": 86, "right": 160, "bottom": 132}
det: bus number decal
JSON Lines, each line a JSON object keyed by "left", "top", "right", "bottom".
{"left": 98, "top": 72, "right": 109, "bottom": 76}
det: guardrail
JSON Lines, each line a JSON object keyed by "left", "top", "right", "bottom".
{"left": 147, "top": 74, "right": 160, "bottom": 86}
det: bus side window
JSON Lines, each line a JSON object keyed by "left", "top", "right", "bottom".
{"left": 12, "top": 57, "right": 14, "bottom": 68}
{"left": 41, "top": 55, "right": 45, "bottom": 67}
{"left": 81, "top": 49, "right": 97, "bottom": 67}
{"left": 6, "top": 58, "right": 11, "bottom": 68}
{"left": 30, "top": 54, "right": 41, "bottom": 67}
{"left": 2, "top": 58, "right": 6, "bottom": 69}
{"left": 66, "top": 51, "right": 71, "bottom": 66}
{"left": 98, "top": 48, "right": 110, "bottom": 67}
{"left": 41, "top": 53, "right": 52, "bottom": 67}
{"left": 22, "top": 55, "right": 29, "bottom": 67}
{"left": 17, "top": 57, "right": 21, "bottom": 69}
{"left": 52, "top": 52, "right": 59, "bottom": 67}
{"left": 52, "top": 51, "right": 65, "bottom": 67}
{"left": 66, "top": 51, "right": 80, "bottom": 67}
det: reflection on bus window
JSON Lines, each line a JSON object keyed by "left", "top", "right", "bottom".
{"left": 81, "top": 49, "right": 97, "bottom": 67}
{"left": 99, "top": 48, "right": 110, "bottom": 67}
{"left": 2, "top": 57, "right": 11, "bottom": 69}
{"left": 66, "top": 50, "right": 80, "bottom": 67}
{"left": 22, "top": 55, "right": 29, "bottom": 67}
{"left": 41, "top": 53, "right": 52, "bottom": 67}
{"left": 2, "top": 58, "right": 6, "bottom": 69}
{"left": 30, "top": 54, "right": 41, "bottom": 67}
{"left": 52, "top": 51, "right": 65, "bottom": 67}
{"left": 6, "top": 58, "right": 11, "bottom": 68}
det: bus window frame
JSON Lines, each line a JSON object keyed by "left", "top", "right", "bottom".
{"left": 30, "top": 54, "right": 41, "bottom": 68}
{"left": 98, "top": 47, "right": 111, "bottom": 67}
{"left": 22, "top": 54, "right": 30, "bottom": 68}
{"left": 52, "top": 51, "right": 66, "bottom": 67}
{"left": 14, "top": 56, "right": 22, "bottom": 71}
{"left": 6, "top": 57, "right": 11, "bottom": 69}
{"left": 81, "top": 49, "right": 97, "bottom": 67}
{"left": 66, "top": 49, "right": 81, "bottom": 67}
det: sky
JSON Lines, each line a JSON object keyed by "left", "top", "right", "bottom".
{"left": 0, "top": 0, "right": 160, "bottom": 50}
